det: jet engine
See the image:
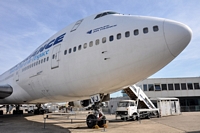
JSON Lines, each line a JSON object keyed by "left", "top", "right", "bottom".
{"left": 0, "top": 84, "right": 13, "bottom": 99}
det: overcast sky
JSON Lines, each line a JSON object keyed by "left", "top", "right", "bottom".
{"left": 0, "top": 0, "right": 199, "bottom": 96}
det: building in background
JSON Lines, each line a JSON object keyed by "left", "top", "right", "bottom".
{"left": 135, "top": 77, "right": 200, "bottom": 112}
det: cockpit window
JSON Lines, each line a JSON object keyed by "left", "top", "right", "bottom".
{"left": 101, "top": 12, "right": 107, "bottom": 17}
{"left": 94, "top": 11, "right": 118, "bottom": 19}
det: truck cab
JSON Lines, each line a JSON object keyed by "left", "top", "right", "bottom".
{"left": 116, "top": 100, "right": 138, "bottom": 120}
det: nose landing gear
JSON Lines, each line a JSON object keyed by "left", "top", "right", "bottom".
{"left": 86, "top": 94, "right": 107, "bottom": 128}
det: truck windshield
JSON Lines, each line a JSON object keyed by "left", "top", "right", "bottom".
{"left": 118, "top": 102, "right": 129, "bottom": 107}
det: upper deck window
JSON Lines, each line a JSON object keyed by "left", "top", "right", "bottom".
{"left": 153, "top": 26, "right": 159, "bottom": 32}
{"left": 109, "top": 35, "right": 114, "bottom": 41}
{"left": 78, "top": 45, "right": 82, "bottom": 50}
{"left": 94, "top": 11, "right": 118, "bottom": 19}
{"left": 117, "top": 33, "right": 121, "bottom": 39}
{"left": 143, "top": 27, "right": 148, "bottom": 34}
{"left": 125, "top": 31, "right": 130, "bottom": 37}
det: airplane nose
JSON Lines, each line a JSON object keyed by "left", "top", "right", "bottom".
{"left": 164, "top": 20, "right": 192, "bottom": 57}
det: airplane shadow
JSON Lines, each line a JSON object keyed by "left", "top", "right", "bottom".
{"left": 0, "top": 113, "right": 71, "bottom": 133}
{"left": 0, "top": 113, "right": 139, "bottom": 132}
{"left": 186, "top": 131, "right": 200, "bottom": 133}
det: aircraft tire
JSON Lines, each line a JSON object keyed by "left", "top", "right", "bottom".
{"left": 86, "top": 114, "right": 97, "bottom": 128}
{"left": 98, "top": 116, "right": 106, "bottom": 127}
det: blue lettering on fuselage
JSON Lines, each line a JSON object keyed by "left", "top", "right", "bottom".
{"left": 87, "top": 24, "right": 117, "bottom": 34}
{"left": 31, "top": 33, "right": 66, "bottom": 57}
{"left": 9, "top": 33, "right": 66, "bottom": 74}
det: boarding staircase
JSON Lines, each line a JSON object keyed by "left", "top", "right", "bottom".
{"left": 123, "top": 85, "right": 156, "bottom": 109}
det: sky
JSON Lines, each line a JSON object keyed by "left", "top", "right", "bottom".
{"left": 0, "top": 0, "right": 200, "bottom": 97}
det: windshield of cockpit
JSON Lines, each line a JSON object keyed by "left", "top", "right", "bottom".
{"left": 94, "top": 11, "right": 118, "bottom": 19}
{"left": 118, "top": 101, "right": 129, "bottom": 107}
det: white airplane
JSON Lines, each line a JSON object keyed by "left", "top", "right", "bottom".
{"left": 0, "top": 11, "right": 192, "bottom": 127}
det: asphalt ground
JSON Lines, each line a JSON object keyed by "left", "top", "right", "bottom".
{"left": 0, "top": 111, "right": 200, "bottom": 133}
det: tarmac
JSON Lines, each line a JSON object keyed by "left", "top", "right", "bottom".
{"left": 0, "top": 111, "right": 200, "bottom": 133}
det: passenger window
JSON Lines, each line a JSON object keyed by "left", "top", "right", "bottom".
{"left": 64, "top": 50, "right": 67, "bottom": 55}
{"left": 117, "top": 33, "right": 121, "bottom": 39}
{"left": 102, "top": 37, "right": 106, "bottom": 43}
{"left": 95, "top": 39, "right": 100, "bottom": 45}
{"left": 44, "top": 58, "right": 46, "bottom": 62}
{"left": 38, "top": 60, "right": 40, "bottom": 64}
{"left": 134, "top": 29, "right": 139, "bottom": 36}
{"left": 69, "top": 48, "right": 72, "bottom": 53}
{"left": 143, "top": 27, "right": 148, "bottom": 34}
{"left": 153, "top": 26, "right": 159, "bottom": 32}
{"left": 125, "top": 31, "right": 130, "bottom": 37}
{"left": 109, "top": 35, "right": 114, "bottom": 41}
{"left": 83, "top": 43, "right": 87, "bottom": 49}
{"left": 73, "top": 47, "right": 76, "bottom": 52}
{"left": 78, "top": 45, "right": 82, "bottom": 50}
{"left": 52, "top": 54, "right": 55, "bottom": 59}
{"left": 89, "top": 41, "right": 93, "bottom": 47}
{"left": 47, "top": 57, "right": 49, "bottom": 61}
{"left": 36, "top": 61, "right": 38, "bottom": 65}
{"left": 41, "top": 59, "right": 43, "bottom": 63}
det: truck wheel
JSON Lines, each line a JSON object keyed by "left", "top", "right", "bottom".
{"left": 146, "top": 114, "right": 151, "bottom": 119}
{"left": 132, "top": 114, "right": 137, "bottom": 121}
{"left": 86, "top": 114, "right": 97, "bottom": 128}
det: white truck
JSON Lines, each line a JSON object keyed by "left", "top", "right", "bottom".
{"left": 116, "top": 100, "right": 160, "bottom": 120}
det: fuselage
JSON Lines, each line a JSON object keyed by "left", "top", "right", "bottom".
{"left": 0, "top": 11, "right": 192, "bottom": 104}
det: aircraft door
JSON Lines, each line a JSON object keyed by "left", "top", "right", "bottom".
{"left": 51, "top": 44, "right": 61, "bottom": 69}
